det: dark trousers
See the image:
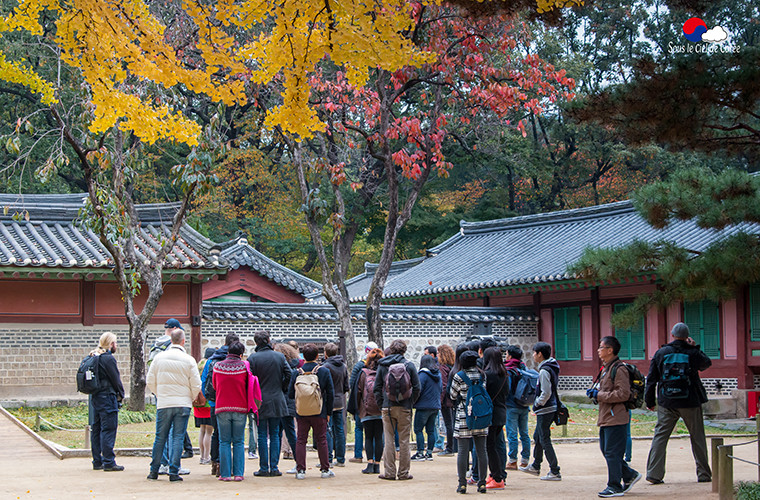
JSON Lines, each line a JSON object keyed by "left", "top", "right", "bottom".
{"left": 90, "top": 393, "right": 119, "bottom": 468}
{"left": 646, "top": 405, "right": 711, "bottom": 482}
{"left": 296, "top": 416, "right": 330, "bottom": 472}
{"left": 532, "top": 413, "right": 560, "bottom": 475}
{"left": 210, "top": 406, "right": 219, "bottom": 463}
{"left": 441, "top": 406, "right": 456, "bottom": 452}
{"left": 487, "top": 424, "right": 506, "bottom": 482}
{"left": 183, "top": 431, "right": 193, "bottom": 454}
{"left": 363, "top": 419, "right": 384, "bottom": 462}
{"left": 458, "top": 436, "right": 487, "bottom": 487}
{"left": 600, "top": 424, "right": 637, "bottom": 492}
{"left": 280, "top": 416, "right": 297, "bottom": 456}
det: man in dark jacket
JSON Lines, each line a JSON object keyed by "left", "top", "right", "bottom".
{"left": 645, "top": 322, "right": 712, "bottom": 484}
{"left": 347, "top": 341, "right": 379, "bottom": 463}
{"left": 90, "top": 332, "right": 125, "bottom": 472}
{"left": 289, "top": 343, "right": 335, "bottom": 479}
{"left": 323, "top": 342, "right": 349, "bottom": 466}
{"left": 247, "top": 330, "right": 292, "bottom": 476}
{"left": 373, "top": 339, "right": 421, "bottom": 481}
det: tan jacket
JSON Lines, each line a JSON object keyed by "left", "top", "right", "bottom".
{"left": 596, "top": 358, "right": 630, "bottom": 427}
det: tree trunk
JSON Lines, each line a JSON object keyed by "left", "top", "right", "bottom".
{"left": 127, "top": 321, "right": 148, "bottom": 411}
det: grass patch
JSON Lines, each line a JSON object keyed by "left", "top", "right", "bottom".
{"left": 737, "top": 481, "right": 760, "bottom": 500}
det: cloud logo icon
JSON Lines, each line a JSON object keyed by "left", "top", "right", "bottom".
{"left": 683, "top": 17, "right": 707, "bottom": 42}
{"left": 702, "top": 26, "right": 728, "bottom": 43}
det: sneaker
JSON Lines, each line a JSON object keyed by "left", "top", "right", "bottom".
{"left": 438, "top": 450, "right": 455, "bottom": 457}
{"left": 334, "top": 461, "right": 345, "bottom": 467}
{"left": 234, "top": 476, "right": 244, "bottom": 482}
{"left": 519, "top": 464, "right": 540, "bottom": 476}
{"left": 247, "top": 452, "right": 258, "bottom": 460}
{"left": 520, "top": 459, "right": 530, "bottom": 467}
{"left": 321, "top": 469, "right": 335, "bottom": 478}
{"left": 411, "top": 452, "right": 426, "bottom": 461}
{"left": 92, "top": 464, "right": 103, "bottom": 470}
{"left": 623, "top": 471, "right": 642, "bottom": 493}
{"left": 103, "top": 465, "right": 124, "bottom": 472}
{"left": 181, "top": 450, "right": 193, "bottom": 459}
{"left": 433, "top": 447, "right": 444, "bottom": 453}
{"left": 158, "top": 465, "right": 169, "bottom": 475}
{"left": 295, "top": 471, "right": 306, "bottom": 480}
{"left": 218, "top": 476, "right": 233, "bottom": 482}
{"left": 456, "top": 484, "right": 467, "bottom": 494}
{"left": 506, "top": 461, "right": 518, "bottom": 470}
{"left": 467, "top": 477, "right": 477, "bottom": 485}
{"left": 199, "top": 458, "right": 211, "bottom": 465}
{"left": 425, "top": 452, "right": 434, "bottom": 461}
{"left": 270, "top": 469, "right": 283, "bottom": 477}
{"left": 286, "top": 467, "right": 298, "bottom": 474}
{"left": 169, "top": 475, "right": 183, "bottom": 482}
{"left": 147, "top": 471, "right": 158, "bottom": 480}
{"left": 178, "top": 467, "right": 190, "bottom": 475}
{"left": 597, "top": 487, "right": 624, "bottom": 498}
{"left": 253, "top": 469, "right": 270, "bottom": 477}
{"left": 349, "top": 457, "right": 363, "bottom": 463}
{"left": 646, "top": 477, "right": 664, "bottom": 485}
{"left": 486, "top": 478, "right": 505, "bottom": 490}
{"left": 540, "top": 471, "right": 562, "bottom": 481}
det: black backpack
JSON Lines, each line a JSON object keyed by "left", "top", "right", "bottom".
{"left": 660, "top": 350, "right": 691, "bottom": 400}
{"left": 611, "top": 362, "right": 646, "bottom": 410}
{"left": 76, "top": 354, "right": 101, "bottom": 394}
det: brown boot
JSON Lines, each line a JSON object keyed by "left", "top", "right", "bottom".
{"left": 211, "top": 461, "right": 220, "bottom": 476}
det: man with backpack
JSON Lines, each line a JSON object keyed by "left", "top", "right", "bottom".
{"left": 373, "top": 339, "right": 421, "bottom": 481}
{"left": 504, "top": 345, "right": 532, "bottom": 470}
{"left": 84, "top": 332, "right": 125, "bottom": 472}
{"left": 645, "top": 322, "right": 712, "bottom": 484}
{"left": 589, "top": 336, "right": 642, "bottom": 498}
{"left": 288, "top": 343, "right": 335, "bottom": 479}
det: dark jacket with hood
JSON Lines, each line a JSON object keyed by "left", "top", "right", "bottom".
{"left": 504, "top": 358, "right": 527, "bottom": 409}
{"left": 533, "top": 357, "right": 560, "bottom": 416}
{"left": 439, "top": 362, "right": 453, "bottom": 408}
{"left": 288, "top": 361, "right": 335, "bottom": 418}
{"left": 347, "top": 359, "right": 365, "bottom": 415}
{"left": 323, "top": 355, "right": 349, "bottom": 411}
{"left": 247, "top": 344, "right": 291, "bottom": 419}
{"left": 645, "top": 338, "right": 711, "bottom": 409}
{"left": 285, "top": 358, "right": 300, "bottom": 417}
{"left": 202, "top": 345, "right": 229, "bottom": 406}
{"left": 485, "top": 367, "right": 508, "bottom": 426}
{"left": 373, "top": 353, "right": 421, "bottom": 410}
{"left": 415, "top": 365, "right": 442, "bottom": 410}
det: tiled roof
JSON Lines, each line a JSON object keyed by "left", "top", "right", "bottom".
{"left": 380, "top": 200, "right": 760, "bottom": 300}
{"left": 0, "top": 193, "right": 225, "bottom": 271}
{"left": 306, "top": 256, "right": 425, "bottom": 303}
{"left": 202, "top": 301, "right": 537, "bottom": 323}
{"left": 218, "top": 236, "right": 321, "bottom": 297}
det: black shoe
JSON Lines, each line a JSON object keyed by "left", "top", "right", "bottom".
{"left": 270, "top": 469, "right": 282, "bottom": 477}
{"left": 698, "top": 477, "right": 712, "bottom": 483}
{"left": 456, "top": 484, "right": 467, "bottom": 494}
{"left": 147, "top": 471, "right": 159, "bottom": 480}
{"left": 598, "top": 487, "right": 624, "bottom": 498}
{"left": 646, "top": 477, "right": 664, "bottom": 485}
{"left": 93, "top": 464, "right": 103, "bottom": 470}
{"left": 623, "top": 471, "right": 642, "bottom": 492}
{"left": 411, "top": 452, "right": 426, "bottom": 461}
{"left": 362, "top": 465, "right": 375, "bottom": 474}
{"left": 478, "top": 483, "right": 487, "bottom": 494}
{"left": 169, "top": 474, "right": 183, "bottom": 482}
{"left": 374, "top": 463, "right": 381, "bottom": 474}
{"left": 254, "top": 470, "right": 270, "bottom": 477}
{"left": 103, "top": 465, "right": 125, "bottom": 472}
{"left": 181, "top": 450, "right": 193, "bottom": 459}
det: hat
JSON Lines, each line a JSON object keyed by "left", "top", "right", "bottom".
{"left": 364, "top": 341, "right": 379, "bottom": 353}
{"left": 164, "top": 318, "right": 181, "bottom": 329}
{"left": 671, "top": 322, "right": 690, "bottom": 339}
{"left": 204, "top": 347, "right": 216, "bottom": 359}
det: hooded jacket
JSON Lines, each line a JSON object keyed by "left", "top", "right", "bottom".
{"left": 504, "top": 357, "right": 526, "bottom": 409}
{"left": 373, "top": 353, "right": 421, "bottom": 410}
{"left": 414, "top": 367, "right": 442, "bottom": 410}
{"left": 533, "top": 357, "right": 560, "bottom": 415}
{"left": 323, "top": 355, "right": 350, "bottom": 410}
{"left": 202, "top": 345, "right": 229, "bottom": 406}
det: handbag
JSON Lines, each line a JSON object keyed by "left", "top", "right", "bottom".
{"left": 192, "top": 391, "right": 207, "bottom": 408}
{"left": 244, "top": 360, "right": 262, "bottom": 414}
{"left": 554, "top": 400, "right": 569, "bottom": 426}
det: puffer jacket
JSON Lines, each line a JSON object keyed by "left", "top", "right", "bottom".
{"left": 147, "top": 344, "right": 202, "bottom": 409}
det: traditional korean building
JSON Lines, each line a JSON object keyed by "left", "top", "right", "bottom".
{"left": 369, "top": 200, "right": 760, "bottom": 410}
{"left": 0, "top": 193, "right": 226, "bottom": 399}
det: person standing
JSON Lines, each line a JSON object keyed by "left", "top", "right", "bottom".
{"left": 373, "top": 339, "right": 421, "bottom": 481}
{"left": 483, "top": 346, "right": 508, "bottom": 490}
{"left": 356, "top": 348, "right": 385, "bottom": 474}
{"left": 89, "top": 332, "right": 125, "bottom": 472}
{"left": 504, "top": 345, "right": 530, "bottom": 470}
{"left": 411, "top": 354, "right": 442, "bottom": 461}
{"left": 146, "top": 328, "right": 202, "bottom": 482}
{"left": 521, "top": 341, "right": 561, "bottom": 481}
{"left": 247, "top": 330, "right": 291, "bottom": 477}
{"left": 437, "top": 344, "right": 456, "bottom": 456}
{"left": 195, "top": 347, "right": 215, "bottom": 465}
{"left": 591, "top": 336, "right": 642, "bottom": 498}
{"left": 289, "top": 343, "right": 335, "bottom": 479}
{"left": 323, "top": 342, "right": 349, "bottom": 467}
{"left": 347, "top": 341, "right": 379, "bottom": 463}
{"left": 274, "top": 342, "right": 299, "bottom": 470}
{"left": 645, "top": 322, "right": 712, "bottom": 484}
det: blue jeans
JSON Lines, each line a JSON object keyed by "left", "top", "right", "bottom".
{"left": 90, "top": 392, "right": 119, "bottom": 468}
{"left": 600, "top": 424, "right": 637, "bottom": 492}
{"left": 327, "top": 410, "right": 346, "bottom": 463}
{"left": 434, "top": 411, "right": 445, "bottom": 449}
{"left": 506, "top": 406, "right": 531, "bottom": 461}
{"left": 280, "top": 416, "right": 297, "bottom": 455}
{"left": 247, "top": 413, "right": 257, "bottom": 454}
{"left": 150, "top": 407, "right": 191, "bottom": 475}
{"left": 625, "top": 413, "right": 632, "bottom": 462}
{"left": 218, "top": 411, "right": 247, "bottom": 478}
{"left": 257, "top": 417, "right": 281, "bottom": 472}
{"left": 413, "top": 409, "right": 437, "bottom": 452}
{"left": 354, "top": 416, "right": 364, "bottom": 459}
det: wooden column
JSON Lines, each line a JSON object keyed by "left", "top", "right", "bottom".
{"left": 591, "top": 287, "right": 601, "bottom": 370}
{"left": 190, "top": 282, "right": 202, "bottom": 361}
{"left": 82, "top": 281, "right": 95, "bottom": 326}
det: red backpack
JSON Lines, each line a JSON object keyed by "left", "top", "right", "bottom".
{"left": 362, "top": 368, "right": 380, "bottom": 415}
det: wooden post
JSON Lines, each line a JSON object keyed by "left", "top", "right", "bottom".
{"left": 711, "top": 437, "right": 724, "bottom": 493}
{"left": 35, "top": 413, "right": 40, "bottom": 432}
{"left": 718, "top": 444, "right": 733, "bottom": 500}
{"left": 84, "top": 425, "right": 91, "bottom": 450}
{"left": 562, "top": 424, "right": 567, "bottom": 437}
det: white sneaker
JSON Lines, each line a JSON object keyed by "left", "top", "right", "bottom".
{"left": 158, "top": 465, "right": 169, "bottom": 475}
{"left": 286, "top": 467, "right": 298, "bottom": 474}
{"left": 540, "top": 471, "right": 562, "bottom": 481}
{"left": 295, "top": 471, "right": 305, "bottom": 480}
{"left": 178, "top": 467, "right": 190, "bottom": 475}
{"left": 321, "top": 469, "right": 335, "bottom": 478}
{"left": 247, "top": 452, "right": 258, "bottom": 459}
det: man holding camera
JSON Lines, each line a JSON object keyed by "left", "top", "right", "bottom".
{"left": 588, "top": 336, "right": 641, "bottom": 498}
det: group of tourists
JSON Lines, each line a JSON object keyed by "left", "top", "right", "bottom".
{"left": 84, "top": 319, "right": 714, "bottom": 497}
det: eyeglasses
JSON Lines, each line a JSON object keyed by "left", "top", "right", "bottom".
{"left": 597, "top": 345, "right": 611, "bottom": 350}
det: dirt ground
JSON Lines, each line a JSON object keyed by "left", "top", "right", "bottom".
{"left": 4, "top": 414, "right": 760, "bottom": 500}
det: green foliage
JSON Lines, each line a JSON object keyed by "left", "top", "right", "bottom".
{"left": 9, "top": 403, "right": 155, "bottom": 431}
{"left": 737, "top": 482, "right": 760, "bottom": 500}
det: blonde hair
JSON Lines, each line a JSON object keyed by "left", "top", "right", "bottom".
{"left": 91, "top": 331, "right": 117, "bottom": 355}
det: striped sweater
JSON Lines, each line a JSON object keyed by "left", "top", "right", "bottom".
{"left": 212, "top": 356, "right": 249, "bottom": 413}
